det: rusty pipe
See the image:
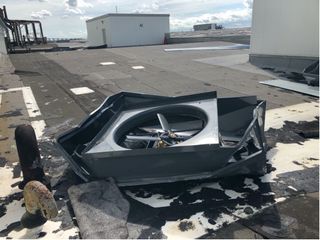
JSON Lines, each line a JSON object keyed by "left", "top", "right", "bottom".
{"left": 15, "top": 124, "right": 51, "bottom": 190}
{"left": 15, "top": 125, "right": 57, "bottom": 228}
{"left": 21, "top": 181, "right": 58, "bottom": 228}
{"left": 24, "top": 180, "right": 58, "bottom": 219}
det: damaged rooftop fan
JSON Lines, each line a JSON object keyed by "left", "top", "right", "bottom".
{"left": 120, "top": 110, "right": 206, "bottom": 149}
{"left": 57, "top": 91, "right": 267, "bottom": 186}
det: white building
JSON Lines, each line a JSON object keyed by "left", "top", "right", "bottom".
{"left": 0, "top": 18, "right": 7, "bottom": 54}
{"left": 250, "top": 0, "right": 319, "bottom": 71}
{"left": 86, "top": 13, "right": 170, "bottom": 48}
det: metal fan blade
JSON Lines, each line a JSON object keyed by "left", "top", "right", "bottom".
{"left": 173, "top": 130, "right": 198, "bottom": 137}
{"left": 157, "top": 113, "right": 170, "bottom": 132}
{"left": 126, "top": 135, "right": 161, "bottom": 141}
{"left": 140, "top": 120, "right": 203, "bottom": 134}
{"left": 138, "top": 127, "right": 164, "bottom": 134}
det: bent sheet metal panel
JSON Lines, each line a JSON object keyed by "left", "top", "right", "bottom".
{"left": 260, "top": 79, "right": 319, "bottom": 97}
{"left": 56, "top": 92, "right": 267, "bottom": 185}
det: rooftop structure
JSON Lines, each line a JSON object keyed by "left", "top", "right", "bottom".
{"left": 250, "top": 0, "right": 319, "bottom": 72}
{"left": 86, "top": 13, "right": 170, "bottom": 48}
{"left": 0, "top": 5, "right": 47, "bottom": 52}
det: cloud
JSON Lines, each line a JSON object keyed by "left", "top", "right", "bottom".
{"left": 28, "top": 0, "right": 48, "bottom": 2}
{"left": 170, "top": 0, "right": 252, "bottom": 30}
{"left": 243, "top": 0, "right": 253, "bottom": 9}
{"left": 65, "top": 0, "right": 77, "bottom": 8}
{"left": 31, "top": 9, "right": 52, "bottom": 19}
{"left": 134, "top": 1, "right": 160, "bottom": 13}
{"left": 66, "top": 7, "right": 84, "bottom": 14}
{"left": 65, "top": 0, "right": 93, "bottom": 8}
{"left": 64, "top": 0, "right": 92, "bottom": 16}
{"left": 78, "top": 0, "right": 93, "bottom": 8}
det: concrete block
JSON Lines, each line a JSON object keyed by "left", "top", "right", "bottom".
{"left": 68, "top": 179, "right": 130, "bottom": 239}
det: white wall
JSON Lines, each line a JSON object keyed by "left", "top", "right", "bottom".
{"left": 108, "top": 15, "right": 169, "bottom": 47}
{"left": 250, "top": 0, "right": 319, "bottom": 58}
{"left": 86, "top": 18, "right": 107, "bottom": 47}
{"left": 86, "top": 14, "right": 169, "bottom": 48}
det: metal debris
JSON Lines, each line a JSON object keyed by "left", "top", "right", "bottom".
{"left": 260, "top": 79, "right": 319, "bottom": 97}
{"left": 57, "top": 91, "right": 267, "bottom": 186}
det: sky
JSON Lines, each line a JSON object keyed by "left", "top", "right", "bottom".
{"left": 1, "top": 0, "right": 253, "bottom": 38}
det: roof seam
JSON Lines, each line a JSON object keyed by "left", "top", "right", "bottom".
{"left": 86, "top": 13, "right": 170, "bottom": 23}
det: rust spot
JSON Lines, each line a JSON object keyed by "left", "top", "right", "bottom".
{"left": 23, "top": 180, "right": 58, "bottom": 219}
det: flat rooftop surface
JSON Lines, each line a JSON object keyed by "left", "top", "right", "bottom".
{"left": 0, "top": 41, "right": 318, "bottom": 238}
{"left": 170, "top": 27, "right": 251, "bottom": 38}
